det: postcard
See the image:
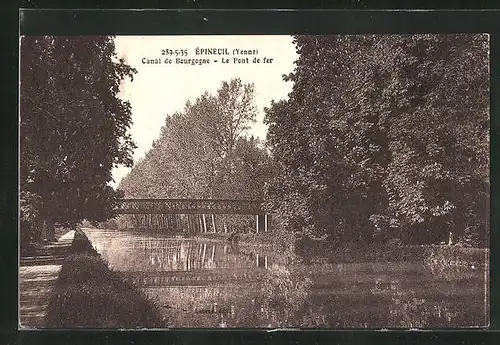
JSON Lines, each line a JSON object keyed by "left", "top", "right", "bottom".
{"left": 19, "top": 32, "right": 490, "bottom": 329}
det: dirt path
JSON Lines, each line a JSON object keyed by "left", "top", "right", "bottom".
{"left": 19, "top": 231, "right": 75, "bottom": 329}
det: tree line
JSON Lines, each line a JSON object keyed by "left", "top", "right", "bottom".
{"left": 20, "top": 34, "right": 489, "bottom": 249}
{"left": 117, "top": 79, "right": 273, "bottom": 233}
{"left": 20, "top": 36, "right": 136, "bottom": 244}
{"left": 264, "top": 34, "right": 489, "bottom": 247}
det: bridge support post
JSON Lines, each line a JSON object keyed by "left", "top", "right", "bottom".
{"left": 256, "top": 214, "right": 268, "bottom": 233}
{"left": 201, "top": 243, "right": 207, "bottom": 266}
{"left": 202, "top": 214, "right": 207, "bottom": 233}
{"left": 211, "top": 214, "right": 217, "bottom": 233}
{"left": 264, "top": 214, "right": 271, "bottom": 232}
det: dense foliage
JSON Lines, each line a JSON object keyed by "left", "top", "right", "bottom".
{"left": 20, "top": 36, "right": 137, "bottom": 242}
{"left": 264, "top": 34, "right": 489, "bottom": 247}
{"left": 120, "top": 78, "right": 271, "bottom": 200}
{"left": 119, "top": 78, "right": 273, "bottom": 230}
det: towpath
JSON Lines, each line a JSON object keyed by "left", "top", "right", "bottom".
{"left": 19, "top": 230, "right": 75, "bottom": 328}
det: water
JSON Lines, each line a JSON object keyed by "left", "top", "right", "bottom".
{"left": 84, "top": 229, "right": 488, "bottom": 328}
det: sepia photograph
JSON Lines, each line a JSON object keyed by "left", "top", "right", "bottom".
{"left": 19, "top": 34, "right": 490, "bottom": 329}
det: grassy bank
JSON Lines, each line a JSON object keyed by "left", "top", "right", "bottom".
{"left": 45, "top": 229, "right": 165, "bottom": 328}
{"left": 298, "top": 239, "right": 488, "bottom": 267}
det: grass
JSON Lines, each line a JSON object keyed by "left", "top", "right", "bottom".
{"left": 44, "top": 229, "right": 165, "bottom": 328}
{"left": 297, "top": 238, "right": 488, "bottom": 266}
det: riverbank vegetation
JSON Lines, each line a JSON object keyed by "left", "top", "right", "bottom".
{"left": 297, "top": 238, "right": 488, "bottom": 267}
{"left": 45, "top": 230, "right": 164, "bottom": 328}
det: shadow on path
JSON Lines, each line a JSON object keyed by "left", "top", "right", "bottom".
{"left": 19, "top": 231, "right": 75, "bottom": 329}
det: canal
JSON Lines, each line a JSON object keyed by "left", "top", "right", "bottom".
{"left": 83, "top": 228, "right": 488, "bottom": 328}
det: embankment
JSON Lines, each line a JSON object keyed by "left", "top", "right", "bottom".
{"left": 44, "top": 229, "right": 165, "bottom": 328}
{"left": 298, "top": 238, "right": 488, "bottom": 269}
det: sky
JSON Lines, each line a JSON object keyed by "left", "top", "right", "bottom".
{"left": 110, "top": 35, "right": 298, "bottom": 188}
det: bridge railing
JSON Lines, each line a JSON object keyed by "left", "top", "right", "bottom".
{"left": 114, "top": 198, "right": 264, "bottom": 215}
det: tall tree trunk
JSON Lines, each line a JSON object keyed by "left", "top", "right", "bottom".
{"left": 201, "top": 243, "right": 207, "bottom": 267}
{"left": 202, "top": 214, "right": 207, "bottom": 233}
{"left": 211, "top": 214, "right": 217, "bottom": 233}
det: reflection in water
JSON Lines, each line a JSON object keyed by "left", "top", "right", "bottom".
{"left": 93, "top": 235, "right": 271, "bottom": 272}
{"left": 84, "top": 229, "right": 488, "bottom": 328}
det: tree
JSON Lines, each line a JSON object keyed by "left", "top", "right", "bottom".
{"left": 120, "top": 78, "right": 262, "bottom": 200}
{"left": 371, "top": 35, "right": 489, "bottom": 245}
{"left": 265, "top": 35, "right": 390, "bottom": 243}
{"left": 118, "top": 79, "right": 271, "bottom": 232}
{"left": 265, "top": 34, "right": 489, "bottom": 247}
{"left": 19, "top": 191, "right": 42, "bottom": 245}
{"left": 20, "top": 36, "right": 137, "bottom": 240}
{"left": 205, "top": 79, "right": 257, "bottom": 162}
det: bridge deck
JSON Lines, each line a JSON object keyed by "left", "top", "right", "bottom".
{"left": 115, "top": 198, "right": 265, "bottom": 215}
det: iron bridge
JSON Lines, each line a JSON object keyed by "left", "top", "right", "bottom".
{"left": 114, "top": 198, "right": 264, "bottom": 215}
